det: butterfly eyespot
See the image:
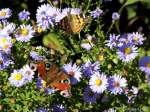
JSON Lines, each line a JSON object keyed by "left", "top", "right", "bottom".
{"left": 45, "top": 62, "right": 51, "bottom": 70}
{"left": 61, "top": 79, "right": 70, "bottom": 84}
{"left": 60, "top": 90, "right": 72, "bottom": 98}
{"left": 29, "top": 63, "right": 37, "bottom": 71}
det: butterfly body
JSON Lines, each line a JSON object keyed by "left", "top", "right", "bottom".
{"left": 59, "top": 13, "right": 88, "bottom": 33}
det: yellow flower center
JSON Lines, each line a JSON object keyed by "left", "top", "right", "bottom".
{"left": 0, "top": 11, "right": 6, "bottom": 16}
{"left": 124, "top": 47, "right": 131, "bottom": 55}
{"left": 14, "top": 73, "right": 22, "bottom": 81}
{"left": 133, "top": 36, "right": 139, "bottom": 41}
{"left": 95, "top": 79, "right": 102, "bottom": 86}
{"left": 37, "top": 26, "right": 42, "bottom": 33}
{"left": 3, "top": 44, "right": 10, "bottom": 49}
{"left": 1, "top": 38, "right": 6, "bottom": 44}
{"left": 42, "top": 80, "right": 46, "bottom": 87}
{"left": 113, "top": 81, "right": 120, "bottom": 87}
{"left": 146, "top": 62, "right": 150, "bottom": 68}
{"left": 21, "top": 28, "right": 28, "bottom": 36}
{"left": 98, "top": 55, "right": 104, "bottom": 61}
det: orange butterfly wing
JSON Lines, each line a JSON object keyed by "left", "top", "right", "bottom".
{"left": 37, "top": 62, "right": 47, "bottom": 81}
{"left": 37, "top": 62, "right": 71, "bottom": 91}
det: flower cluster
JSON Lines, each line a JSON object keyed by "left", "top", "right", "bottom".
{"left": 8, "top": 64, "right": 35, "bottom": 87}
{"left": 0, "top": 1, "right": 150, "bottom": 112}
{"left": 106, "top": 32, "right": 145, "bottom": 62}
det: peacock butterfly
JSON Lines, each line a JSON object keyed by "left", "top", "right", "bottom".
{"left": 37, "top": 61, "right": 72, "bottom": 98}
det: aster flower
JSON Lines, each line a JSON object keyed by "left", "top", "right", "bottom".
{"left": 15, "top": 24, "right": 35, "bottom": 42}
{"left": 36, "top": 4, "right": 60, "bottom": 30}
{"left": 8, "top": 69, "right": 27, "bottom": 87}
{"left": 128, "top": 32, "right": 144, "bottom": 45}
{"left": 139, "top": 56, "right": 150, "bottom": 74}
{"left": 36, "top": 77, "right": 47, "bottom": 89}
{"left": 108, "top": 74, "right": 127, "bottom": 94}
{"left": 106, "top": 34, "right": 120, "bottom": 49}
{"left": 36, "top": 77, "right": 55, "bottom": 95}
{"left": 30, "top": 51, "right": 45, "bottom": 61}
{"left": 51, "top": 104, "right": 67, "bottom": 112}
{"left": 0, "top": 52, "right": 13, "bottom": 70}
{"left": 81, "top": 35, "right": 94, "bottom": 50}
{"left": 44, "top": 88, "right": 56, "bottom": 95}
{"left": 112, "top": 12, "right": 120, "bottom": 21}
{"left": 22, "top": 64, "right": 35, "bottom": 82}
{"left": 117, "top": 43, "right": 138, "bottom": 62}
{"left": 0, "top": 33, "right": 12, "bottom": 53}
{"left": 63, "top": 62, "right": 82, "bottom": 84}
{"left": 3, "top": 22, "right": 16, "bottom": 35}
{"left": 103, "top": 108, "right": 116, "bottom": 112}
{"left": 0, "top": 8, "right": 12, "bottom": 20}
{"left": 90, "top": 8, "right": 103, "bottom": 18}
{"left": 83, "top": 86, "right": 97, "bottom": 104}
{"left": 55, "top": 8, "right": 80, "bottom": 23}
{"left": 82, "top": 61, "right": 100, "bottom": 78}
{"left": 89, "top": 72, "right": 108, "bottom": 94}
{"left": 18, "top": 10, "right": 30, "bottom": 21}
{"left": 118, "top": 33, "right": 131, "bottom": 46}
{"left": 36, "top": 107, "right": 48, "bottom": 112}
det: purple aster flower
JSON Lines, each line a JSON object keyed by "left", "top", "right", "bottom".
{"left": 112, "top": 12, "right": 120, "bottom": 21}
{"left": 22, "top": 64, "right": 35, "bottom": 82}
{"left": 83, "top": 86, "right": 97, "bottom": 104}
{"left": 89, "top": 72, "right": 108, "bottom": 94}
{"left": 36, "top": 107, "right": 48, "bottom": 112}
{"left": 63, "top": 62, "right": 82, "bottom": 84}
{"left": 36, "top": 77, "right": 46, "bottom": 89}
{"left": 118, "top": 33, "right": 130, "bottom": 45}
{"left": 82, "top": 61, "right": 100, "bottom": 78}
{"left": 3, "top": 22, "right": 16, "bottom": 35}
{"left": 44, "top": 88, "right": 55, "bottom": 95}
{"left": 117, "top": 43, "right": 138, "bottom": 62}
{"left": 8, "top": 69, "right": 27, "bottom": 87}
{"left": 18, "top": 10, "right": 30, "bottom": 21}
{"left": 139, "top": 56, "right": 150, "bottom": 74}
{"left": 0, "top": 8, "right": 12, "bottom": 20}
{"left": 81, "top": 35, "right": 94, "bottom": 50}
{"left": 36, "top": 4, "right": 60, "bottom": 31}
{"left": 0, "top": 33, "right": 12, "bottom": 54}
{"left": 128, "top": 32, "right": 144, "bottom": 45}
{"left": 15, "top": 24, "right": 35, "bottom": 42}
{"left": 106, "top": 34, "right": 120, "bottom": 49}
{"left": 51, "top": 104, "right": 67, "bottom": 112}
{"left": 90, "top": 8, "right": 103, "bottom": 18}
{"left": 30, "top": 51, "right": 45, "bottom": 61}
{"left": 55, "top": 8, "right": 80, "bottom": 23}
{"left": 108, "top": 75, "right": 127, "bottom": 95}
{"left": 0, "top": 52, "right": 13, "bottom": 70}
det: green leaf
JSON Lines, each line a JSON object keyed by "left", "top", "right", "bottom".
{"left": 142, "top": 106, "right": 150, "bottom": 112}
{"left": 42, "top": 32, "right": 64, "bottom": 52}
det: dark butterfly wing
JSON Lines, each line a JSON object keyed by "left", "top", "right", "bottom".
{"left": 59, "top": 15, "right": 73, "bottom": 33}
